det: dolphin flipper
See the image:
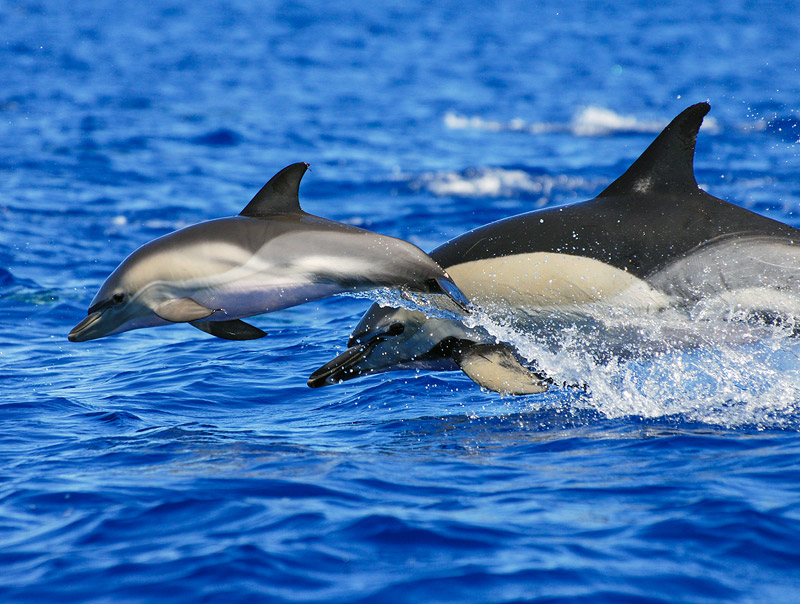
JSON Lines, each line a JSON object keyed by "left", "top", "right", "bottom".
{"left": 453, "top": 343, "right": 549, "bottom": 395}
{"left": 190, "top": 319, "right": 267, "bottom": 340}
{"left": 154, "top": 298, "right": 216, "bottom": 323}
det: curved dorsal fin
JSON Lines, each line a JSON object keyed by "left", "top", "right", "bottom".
{"left": 598, "top": 102, "right": 710, "bottom": 198}
{"left": 239, "top": 162, "right": 309, "bottom": 217}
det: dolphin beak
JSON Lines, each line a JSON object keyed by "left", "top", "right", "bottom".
{"left": 307, "top": 339, "right": 380, "bottom": 388}
{"left": 68, "top": 311, "right": 104, "bottom": 342}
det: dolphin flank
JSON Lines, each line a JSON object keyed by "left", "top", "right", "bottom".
{"left": 309, "top": 103, "right": 800, "bottom": 394}
{"left": 69, "top": 163, "right": 467, "bottom": 343}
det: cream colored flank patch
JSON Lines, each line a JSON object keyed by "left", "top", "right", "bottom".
{"left": 447, "top": 252, "right": 670, "bottom": 311}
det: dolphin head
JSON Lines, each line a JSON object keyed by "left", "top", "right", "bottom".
{"left": 68, "top": 251, "right": 172, "bottom": 342}
{"left": 307, "top": 302, "right": 479, "bottom": 387}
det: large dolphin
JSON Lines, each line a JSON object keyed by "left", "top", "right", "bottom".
{"left": 69, "top": 163, "right": 466, "bottom": 342}
{"left": 309, "top": 103, "right": 800, "bottom": 394}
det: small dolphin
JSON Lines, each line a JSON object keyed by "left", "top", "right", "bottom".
{"left": 69, "top": 163, "right": 466, "bottom": 343}
{"left": 310, "top": 103, "right": 800, "bottom": 394}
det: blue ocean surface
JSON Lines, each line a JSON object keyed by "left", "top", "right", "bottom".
{"left": 2, "top": 1, "right": 800, "bottom": 602}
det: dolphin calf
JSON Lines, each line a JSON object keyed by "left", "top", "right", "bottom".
{"left": 309, "top": 103, "right": 800, "bottom": 394}
{"left": 69, "top": 163, "right": 466, "bottom": 343}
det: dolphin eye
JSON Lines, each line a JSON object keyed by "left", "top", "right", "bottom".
{"left": 112, "top": 293, "right": 125, "bottom": 304}
{"left": 386, "top": 322, "right": 405, "bottom": 336}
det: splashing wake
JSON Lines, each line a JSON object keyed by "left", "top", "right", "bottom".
{"left": 471, "top": 302, "right": 800, "bottom": 429}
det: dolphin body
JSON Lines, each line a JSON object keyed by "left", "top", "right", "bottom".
{"left": 309, "top": 103, "right": 800, "bottom": 394}
{"left": 69, "top": 163, "right": 466, "bottom": 343}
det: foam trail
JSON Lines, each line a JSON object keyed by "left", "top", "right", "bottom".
{"left": 458, "top": 303, "right": 800, "bottom": 429}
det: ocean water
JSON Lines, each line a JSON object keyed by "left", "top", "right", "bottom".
{"left": 2, "top": 0, "right": 800, "bottom": 602}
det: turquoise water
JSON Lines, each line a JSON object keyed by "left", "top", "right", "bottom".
{"left": 2, "top": 1, "right": 800, "bottom": 602}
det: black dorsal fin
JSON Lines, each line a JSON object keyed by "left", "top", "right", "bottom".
{"left": 598, "top": 102, "right": 710, "bottom": 198}
{"left": 239, "top": 162, "right": 309, "bottom": 217}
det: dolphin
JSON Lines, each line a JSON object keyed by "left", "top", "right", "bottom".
{"left": 309, "top": 103, "right": 800, "bottom": 394}
{"left": 69, "top": 163, "right": 467, "bottom": 343}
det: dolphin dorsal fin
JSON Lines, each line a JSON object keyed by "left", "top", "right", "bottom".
{"left": 598, "top": 102, "right": 710, "bottom": 198}
{"left": 239, "top": 162, "right": 309, "bottom": 217}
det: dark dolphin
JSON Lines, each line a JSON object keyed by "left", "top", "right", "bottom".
{"left": 310, "top": 103, "right": 800, "bottom": 394}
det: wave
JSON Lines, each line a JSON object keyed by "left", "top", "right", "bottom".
{"left": 0, "top": 268, "right": 56, "bottom": 305}
{"left": 190, "top": 128, "right": 243, "bottom": 147}
{"left": 444, "top": 105, "right": 721, "bottom": 137}
{"left": 403, "top": 167, "right": 601, "bottom": 199}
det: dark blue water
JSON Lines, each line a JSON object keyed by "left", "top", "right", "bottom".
{"left": 3, "top": 1, "right": 800, "bottom": 602}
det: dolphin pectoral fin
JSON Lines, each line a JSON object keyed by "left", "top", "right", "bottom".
{"left": 453, "top": 343, "right": 549, "bottom": 395}
{"left": 154, "top": 298, "right": 216, "bottom": 323}
{"left": 190, "top": 319, "right": 267, "bottom": 340}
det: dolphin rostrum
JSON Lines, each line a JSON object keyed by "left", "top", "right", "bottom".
{"left": 309, "top": 103, "right": 800, "bottom": 394}
{"left": 69, "top": 163, "right": 467, "bottom": 343}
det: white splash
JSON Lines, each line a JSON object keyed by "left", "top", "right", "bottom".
{"left": 461, "top": 303, "right": 800, "bottom": 430}
{"left": 444, "top": 106, "right": 720, "bottom": 137}
{"left": 342, "top": 287, "right": 469, "bottom": 322}
{"left": 407, "top": 167, "right": 597, "bottom": 199}
{"left": 338, "top": 283, "right": 800, "bottom": 429}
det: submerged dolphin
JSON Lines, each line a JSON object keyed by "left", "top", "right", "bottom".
{"left": 310, "top": 103, "right": 800, "bottom": 394}
{"left": 69, "top": 163, "right": 466, "bottom": 342}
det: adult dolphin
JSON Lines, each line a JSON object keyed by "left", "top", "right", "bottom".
{"left": 69, "top": 163, "right": 467, "bottom": 343}
{"left": 309, "top": 103, "right": 800, "bottom": 394}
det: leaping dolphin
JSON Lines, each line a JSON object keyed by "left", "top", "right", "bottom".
{"left": 69, "top": 163, "right": 467, "bottom": 343}
{"left": 309, "top": 103, "right": 800, "bottom": 394}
